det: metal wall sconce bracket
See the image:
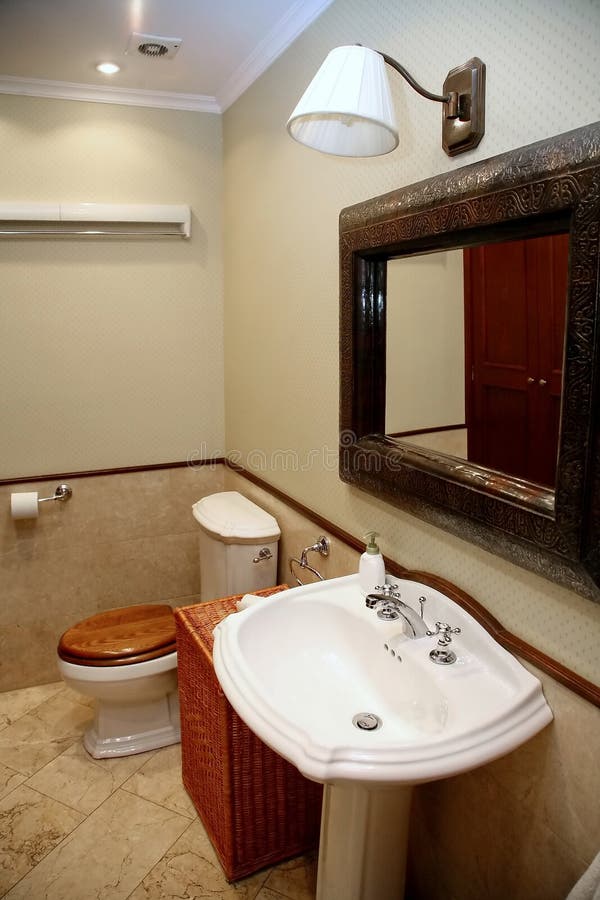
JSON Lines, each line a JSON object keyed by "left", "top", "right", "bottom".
{"left": 442, "top": 57, "right": 486, "bottom": 156}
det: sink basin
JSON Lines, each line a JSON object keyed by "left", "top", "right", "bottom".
{"left": 213, "top": 574, "right": 552, "bottom": 786}
{"left": 213, "top": 573, "right": 553, "bottom": 899}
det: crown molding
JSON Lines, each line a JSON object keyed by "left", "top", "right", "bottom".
{"left": 216, "top": 0, "right": 334, "bottom": 111}
{"left": 0, "top": 75, "right": 220, "bottom": 113}
{"left": 0, "top": 0, "right": 333, "bottom": 114}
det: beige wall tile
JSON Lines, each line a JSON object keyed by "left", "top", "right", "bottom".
{"left": 0, "top": 464, "right": 223, "bottom": 691}
{"left": 223, "top": 471, "right": 359, "bottom": 586}
{"left": 485, "top": 665, "right": 600, "bottom": 867}
{"left": 0, "top": 784, "right": 84, "bottom": 895}
{"left": 409, "top": 761, "right": 589, "bottom": 900}
{"left": 5, "top": 788, "right": 190, "bottom": 900}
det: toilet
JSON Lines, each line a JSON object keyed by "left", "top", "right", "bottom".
{"left": 57, "top": 491, "right": 280, "bottom": 759}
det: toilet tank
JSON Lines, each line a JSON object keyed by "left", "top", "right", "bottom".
{"left": 192, "top": 492, "right": 280, "bottom": 602}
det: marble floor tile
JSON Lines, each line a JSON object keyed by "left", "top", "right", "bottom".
{"left": 122, "top": 743, "right": 197, "bottom": 819}
{"left": 25, "top": 741, "right": 156, "bottom": 815}
{"left": 5, "top": 789, "right": 190, "bottom": 900}
{"left": 263, "top": 854, "right": 317, "bottom": 900}
{"left": 0, "top": 683, "right": 64, "bottom": 732}
{"left": 127, "top": 818, "right": 269, "bottom": 900}
{"left": 254, "top": 890, "right": 290, "bottom": 900}
{"left": 0, "top": 784, "right": 84, "bottom": 896}
{"left": 0, "top": 763, "right": 26, "bottom": 802}
{"left": 58, "top": 685, "right": 95, "bottom": 709}
{"left": 0, "top": 693, "right": 93, "bottom": 776}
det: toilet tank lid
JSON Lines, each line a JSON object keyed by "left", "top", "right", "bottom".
{"left": 192, "top": 491, "right": 281, "bottom": 542}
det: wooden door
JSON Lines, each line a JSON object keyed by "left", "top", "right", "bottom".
{"left": 531, "top": 234, "right": 569, "bottom": 485}
{"left": 464, "top": 234, "right": 568, "bottom": 486}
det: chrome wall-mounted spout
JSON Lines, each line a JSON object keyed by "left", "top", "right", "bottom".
{"left": 289, "top": 536, "right": 330, "bottom": 585}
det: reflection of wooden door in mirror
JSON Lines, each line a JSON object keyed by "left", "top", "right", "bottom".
{"left": 464, "top": 234, "right": 568, "bottom": 487}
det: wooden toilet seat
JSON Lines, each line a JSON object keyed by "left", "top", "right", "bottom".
{"left": 57, "top": 604, "right": 176, "bottom": 667}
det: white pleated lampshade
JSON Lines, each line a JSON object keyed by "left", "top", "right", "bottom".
{"left": 286, "top": 45, "right": 399, "bottom": 157}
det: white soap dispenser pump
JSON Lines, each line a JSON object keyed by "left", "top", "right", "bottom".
{"left": 359, "top": 531, "right": 386, "bottom": 596}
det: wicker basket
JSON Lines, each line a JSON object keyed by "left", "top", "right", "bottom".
{"left": 175, "top": 586, "right": 323, "bottom": 881}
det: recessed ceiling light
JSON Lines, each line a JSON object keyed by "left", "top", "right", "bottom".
{"left": 96, "top": 62, "right": 120, "bottom": 75}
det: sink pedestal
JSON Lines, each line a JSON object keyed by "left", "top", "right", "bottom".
{"left": 316, "top": 783, "right": 413, "bottom": 900}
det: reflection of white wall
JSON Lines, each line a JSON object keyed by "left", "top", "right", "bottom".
{"left": 385, "top": 250, "right": 465, "bottom": 433}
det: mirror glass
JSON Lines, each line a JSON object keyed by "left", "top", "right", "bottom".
{"left": 340, "top": 123, "right": 600, "bottom": 596}
{"left": 385, "top": 233, "right": 569, "bottom": 489}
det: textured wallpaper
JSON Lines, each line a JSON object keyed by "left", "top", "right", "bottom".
{"left": 0, "top": 96, "right": 224, "bottom": 477}
{"left": 223, "top": 0, "right": 600, "bottom": 683}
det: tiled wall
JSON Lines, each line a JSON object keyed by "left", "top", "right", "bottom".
{"left": 2, "top": 460, "right": 599, "bottom": 896}
{"left": 224, "top": 469, "right": 600, "bottom": 900}
{"left": 0, "top": 464, "right": 223, "bottom": 691}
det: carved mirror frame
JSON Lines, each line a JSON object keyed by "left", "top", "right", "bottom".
{"left": 339, "top": 122, "right": 600, "bottom": 597}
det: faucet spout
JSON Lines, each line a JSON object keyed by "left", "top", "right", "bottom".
{"left": 365, "top": 588, "right": 429, "bottom": 638}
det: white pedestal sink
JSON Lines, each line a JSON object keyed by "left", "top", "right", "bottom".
{"left": 213, "top": 574, "right": 552, "bottom": 899}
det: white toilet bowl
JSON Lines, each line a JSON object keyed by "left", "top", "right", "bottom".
{"left": 57, "top": 492, "right": 281, "bottom": 759}
{"left": 57, "top": 650, "right": 180, "bottom": 759}
{"left": 57, "top": 604, "right": 180, "bottom": 759}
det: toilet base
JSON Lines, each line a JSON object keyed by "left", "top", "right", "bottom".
{"left": 83, "top": 690, "right": 181, "bottom": 759}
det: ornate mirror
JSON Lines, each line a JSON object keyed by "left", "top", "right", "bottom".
{"left": 339, "top": 122, "right": 600, "bottom": 597}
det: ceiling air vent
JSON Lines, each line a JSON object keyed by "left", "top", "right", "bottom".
{"left": 127, "top": 33, "right": 182, "bottom": 60}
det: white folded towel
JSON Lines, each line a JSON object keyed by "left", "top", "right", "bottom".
{"left": 235, "top": 593, "right": 263, "bottom": 612}
{"left": 567, "top": 851, "right": 600, "bottom": 900}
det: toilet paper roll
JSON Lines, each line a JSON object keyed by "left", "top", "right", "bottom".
{"left": 11, "top": 492, "right": 39, "bottom": 519}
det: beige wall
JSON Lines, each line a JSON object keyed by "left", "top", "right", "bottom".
{"left": 223, "top": 0, "right": 600, "bottom": 687}
{"left": 0, "top": 95, "right": 224, "bottom": 478}
{"left": 386, "top": 251, "right": 465, "bottom": 433}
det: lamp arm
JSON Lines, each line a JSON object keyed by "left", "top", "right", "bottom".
{"left": 377, "top": 50, "right": 459, "bottom": 117}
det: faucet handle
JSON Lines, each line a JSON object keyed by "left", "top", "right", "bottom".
{"left": 426, "top": 622, "right": 461, "bottom": 642}
{"left": 426, "top": 622, "right": 462, "bottom": 665}
{"left": 374, "top": 584, "right": 399, "bottom": 597}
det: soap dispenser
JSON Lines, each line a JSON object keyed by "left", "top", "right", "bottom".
{"left": 359, "top": 531, "right": 385, "bottom": 596}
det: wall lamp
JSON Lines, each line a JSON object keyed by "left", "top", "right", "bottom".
{"left": 286, "top": 45, "right": 485, "bottom": 158}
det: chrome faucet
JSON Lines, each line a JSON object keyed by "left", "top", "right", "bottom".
{"left": 365, "top": 584, "right": 429, "bottom": 638}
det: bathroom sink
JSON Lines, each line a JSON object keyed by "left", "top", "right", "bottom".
{"left": 213, "top": 574, "right": 552, "bottom": 786}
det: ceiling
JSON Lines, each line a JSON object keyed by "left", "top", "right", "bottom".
{"left": 0, "top": 0, "right": 332, "bottom": 112}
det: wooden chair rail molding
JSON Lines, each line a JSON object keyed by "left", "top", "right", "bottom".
{"left": 227, "top": 461, "right": 600, "bottom": 709}
{"left": 0, "top": 458, "right": 225, "bottom": 485}
{"left": 2, "top": 457, "right": 597, "bottom": 707}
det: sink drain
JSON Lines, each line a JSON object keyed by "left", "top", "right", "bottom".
{"left": 352, "top": 712, "right": 382, "bottom": 731}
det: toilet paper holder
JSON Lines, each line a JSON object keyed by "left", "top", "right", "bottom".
{"left": 39, "top": 483, "right": 73, "bottom": 504}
